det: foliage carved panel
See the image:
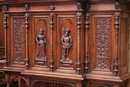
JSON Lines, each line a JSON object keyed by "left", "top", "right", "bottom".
{"left": 13, "top": 18, "right": 25, "bottom": 63}
{"left": 95, "top": 17, "right": 111, "bottom": 70}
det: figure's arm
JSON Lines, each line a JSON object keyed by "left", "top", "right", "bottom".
{"left": 69, "top": 36, "right": 72, "bottom": 45}
{"left": 44, "top": 37, "right": 46, "bottom": 44}
{"left": 36, "top": 36, "right": 40, "bottom": 45}
{"left": 61, "top": 36, "right": 64, "bottom": 44}
{"left": 36, "top": 36, "right": 39, "bottom": 43}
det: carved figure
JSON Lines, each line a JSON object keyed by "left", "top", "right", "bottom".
{"left": 35, "top": 29, "right": 47, "bottom": 62}
{"left": 60, "top": 29, "right": 72, "bottom": 63}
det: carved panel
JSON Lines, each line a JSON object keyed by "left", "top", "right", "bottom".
{"left": 57, "top": 15, "right": 76, "bottom": 69}
{"left": 33, "top": 16, "right": 49, "bottom": 66}
{"left": 120, "top": 19, "right": 127, "bottom": 67}
{"left": 13, "top": 18, "right": 25, "bottom": 63}
{"left": 95, "top": 18, "right": 110, "bottom": 70}
{"left": 60, "top": 19, "right": 73, "bottom": 67}
{"left": 119, "top": 17, "right": 129, "bottom": 77}
{"left": 60, "top": 29, "right": 73, "bottom": 67}
{"left": 35, "top": 28, "right": 47, "bottom": 65}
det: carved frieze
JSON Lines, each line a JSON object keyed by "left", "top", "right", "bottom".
{"left": 60, "top": 29, "right": 73, "bottom": 67}
{"left": 96, "top": 18, "right": 110, "bottom": 70}
{"left": 14, "top": 19, "right": 25, "bottom": 63}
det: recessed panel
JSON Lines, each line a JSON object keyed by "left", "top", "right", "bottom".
{"left": 57, "top": 15, "right": 76, "bottom": 69}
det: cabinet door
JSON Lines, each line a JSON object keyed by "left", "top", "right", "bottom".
{"left": 8, "top": 14, "right": 26, "bottom": 67}
{"left": 89, "top": 14, "right": 115, "bottom": 74}
{"left": 56, "top": 14, "right": 77, "bottom": 72}
{"left": 30, "top": 13, "right": 50, "bottom": 69}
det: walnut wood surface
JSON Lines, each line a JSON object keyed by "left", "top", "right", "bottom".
{"left": 0, "top": 0, "right": 129, "bottom": 87}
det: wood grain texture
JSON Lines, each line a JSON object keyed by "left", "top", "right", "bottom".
{"left": 0, "top": 0, "right": 129, "bottom": 87}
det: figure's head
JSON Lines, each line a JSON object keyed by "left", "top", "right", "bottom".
{"left": 39, "top": 29, "right": 44, "bottom": 34}
{"left": 64, "top": 29, "right": 70, "bottom": 36}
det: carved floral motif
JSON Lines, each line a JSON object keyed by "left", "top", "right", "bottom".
{"left": 96, "top": 18, "right": 110, "bottom": 69}
{"left": 14, "top": 19, "right": 25, "bottom": 63}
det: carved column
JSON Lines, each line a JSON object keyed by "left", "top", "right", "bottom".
{"left": 113, "top": 1, "right": 120, "bottom": 76}
{"left": 26, "top": 78, "right": 30, "bottom": 87}
{"left": 114, "top": 84, "right": 120, "bottom": 87}
{"left": 84, "top": 13, "right": 90, "bottom": 74}
{"left": 3, "top": 5, "right": 8, "bottom": 66}
{"left": 24, "top": 4, "right": 29, "bottom": 68}
{"left": 76, "top": 11, "right": 82, "bottom": 74}
{"left": 5, "top": 74, "right": 9, "bottom": 87}
{"left": 50, "top": 13, "right": 54, "bottom": 71}
{"left": 76, "top": 82, "right": 82, "bottom": 87}
{"left": 114, "top": 12, "right": 120, "bottom": 76}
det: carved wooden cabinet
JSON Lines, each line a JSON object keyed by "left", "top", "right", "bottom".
{"left": 85, "top": 0, "right": 130, "bottom": 87}
{"left": 0, "top": 0, "right": 130, "bottom": 87}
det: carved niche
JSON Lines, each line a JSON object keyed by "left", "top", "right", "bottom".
{"left": 95, "top": 18, "right": 110, "bottom": 70}
{"left": 13, "top": 18, "right": 25, "bottom": 63}
{"left": 35, "top": 19, "right": 47, "bottom": 65}
{"left": 60, "top": 19, "right": 73, "bottom": 67}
